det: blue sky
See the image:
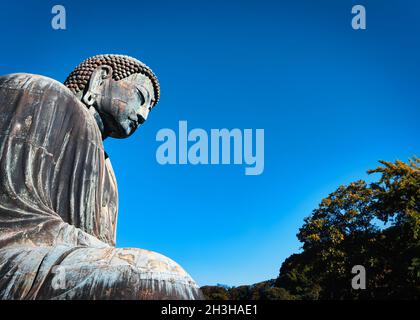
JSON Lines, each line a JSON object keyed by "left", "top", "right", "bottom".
{"left": 0, "top": 0, "right": 418, "bottom": 286}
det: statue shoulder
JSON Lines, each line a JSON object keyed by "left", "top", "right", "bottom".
{"left": 0, "top": 73, "right": 75, "bottom": 99}
{"left": 0, "top": 73, "right": 100, "bottom": 140}
{"left": 0, "top": 73, "right": 91, "bottom": 120}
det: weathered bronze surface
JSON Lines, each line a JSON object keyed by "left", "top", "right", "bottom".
{"left": 0, "top": 55, "right": 203, "bottom": 300}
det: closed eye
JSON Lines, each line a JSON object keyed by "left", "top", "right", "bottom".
{"left": 135, "top": 87, "right": 146, "bottom": 106}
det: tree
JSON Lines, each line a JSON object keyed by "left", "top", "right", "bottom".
{"left": 201, "top": 286, "right": 230, "bottom": 300}
{"left": 229, "top": 286, "right": 251, "bottom": 300}
{"left": 277, "top": 157, "right": 420, "bottom": 299}
{"left": 201, "top": 280, "right": 297, "bottom": 300}
{"left": 259, "top": 287, "right": 296, "bottom": 300}
{"left": 203, "top": 157, "right": 419, "bottom": 300}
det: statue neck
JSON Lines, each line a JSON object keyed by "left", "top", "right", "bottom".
{"left": 88, "top": 106, "right": 107, "bottom": 140}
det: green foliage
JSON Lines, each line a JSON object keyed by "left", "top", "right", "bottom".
{"left": 229, "top": 285, "right": 251, "bottom": 300}
{"left": 259, "top": 287, "right": 296, "bottom": 300}
{"left": 201, "top": 286, "right": 230, "bottom": 300}
{"left": 278, "top": 157, "right": 420, "bottom": 299}
{"left": 203, "top": 157, "right": 420, "bottom": 300}
{"left": 202, "top": 280, "right": 296, "bottom": 300}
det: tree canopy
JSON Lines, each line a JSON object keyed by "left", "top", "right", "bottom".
{"left": 203, "top": 157, "right": 420, "bottom": 300}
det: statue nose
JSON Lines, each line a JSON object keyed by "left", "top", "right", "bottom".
{"left": 137, "top": 114, "right": 146, "bottom": 124}
{"left": 137, "top": 107, "right": 149, "bottom": 122}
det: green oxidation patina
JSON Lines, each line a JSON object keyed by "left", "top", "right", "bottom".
{"left": 0, "top": 55, "right": 203, "bottom": 300}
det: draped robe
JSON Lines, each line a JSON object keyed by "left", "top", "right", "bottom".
{"left": 0, "top": 73, "right": 202, "bottom": 299}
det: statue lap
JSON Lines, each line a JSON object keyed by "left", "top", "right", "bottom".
{"left": 0, "top": 74, "right": 202, "bottom": 300}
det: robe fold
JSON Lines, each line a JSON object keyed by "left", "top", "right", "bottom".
{"left": 0, "top": 73, "right": 202, "bottom": 300}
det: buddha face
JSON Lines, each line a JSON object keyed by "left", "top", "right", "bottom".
{"left": 84, "top": 67, "right": 156, "bottom": 139}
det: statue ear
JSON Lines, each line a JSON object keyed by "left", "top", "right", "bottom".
{"left": 83, "top": 65, "right": 113, "bottom": 106}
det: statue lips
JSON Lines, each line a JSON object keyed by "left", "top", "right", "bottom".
{"left": 125, "top": 116, "right": 144, "bottom": 138}
{"left": 129, "top": 118, "right": 138, "bottom": 129}
{"left": 130, "top": 114, "right": 146, "bottom": 130}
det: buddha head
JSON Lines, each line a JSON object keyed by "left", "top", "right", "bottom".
{"left": 64, "top": 54, "right": 160, "bottom": 139}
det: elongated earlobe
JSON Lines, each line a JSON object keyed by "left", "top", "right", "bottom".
{"left": 82, "top": 65, "right": 113, "bottom": 106}
{"left": 83, "top": 90, "right": 95, "bottom": 106}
